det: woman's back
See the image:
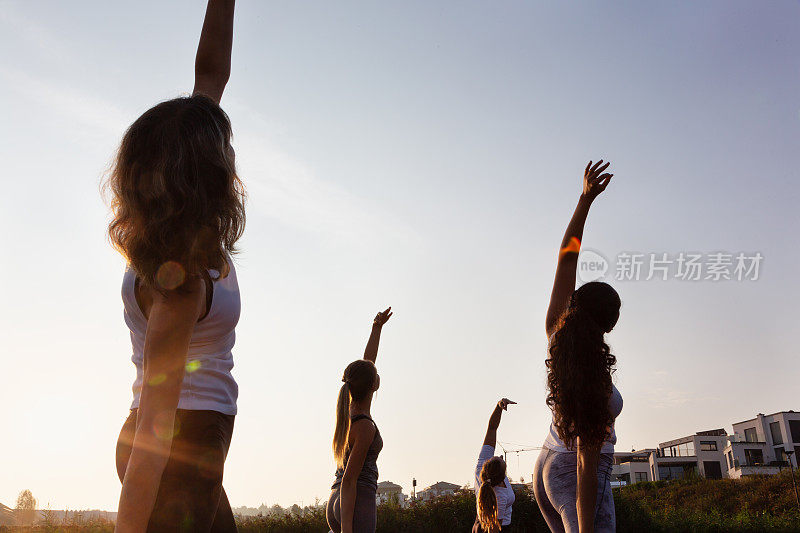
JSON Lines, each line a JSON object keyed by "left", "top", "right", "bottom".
{"left": 122, "top": 257, "right": 241, "bottom": 415}
{"left": 332, "top": 414, "right": 383, "bottom": 490}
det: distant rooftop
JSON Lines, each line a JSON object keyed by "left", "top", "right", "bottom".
{"left": 732, "top": 410, "right": 798, "bottom": 426}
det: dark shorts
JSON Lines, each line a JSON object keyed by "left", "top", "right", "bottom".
{"left": 116, "top": 408, "right": 237, "bottom": 533}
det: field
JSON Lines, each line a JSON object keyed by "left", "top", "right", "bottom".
{"left": 3, "top": 471, "right": 799, "bottom": 532}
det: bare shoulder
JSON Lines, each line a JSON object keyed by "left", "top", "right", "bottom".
{"left": 350, "top": 418, "right": 377, "bottom": 441}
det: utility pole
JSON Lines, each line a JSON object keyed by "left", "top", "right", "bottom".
{"left": 787, "top": 450, "right": 799, "bottom": 511}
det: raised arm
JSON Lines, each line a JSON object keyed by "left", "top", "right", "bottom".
{"left": 483, "top": 398, "right": 515, "bottom": 448}
{"left": 363, "top": 307, "right": 392, "bottom": 364}
{"left": 193, "top": 0, "right": 235, "bottom": 104}
{"left": 545, "top": 161, "right": 613, "bottom": 337}
{"left": 115, "top": 280, "right": 206, "bottom": 533}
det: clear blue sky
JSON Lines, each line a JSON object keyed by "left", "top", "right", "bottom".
{"left": 1, "top": 0, "right": 798, "bottom": 511}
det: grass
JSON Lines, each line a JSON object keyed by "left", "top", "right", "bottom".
{"left": 3, "top": 471, "right": 799, "bottom": 532}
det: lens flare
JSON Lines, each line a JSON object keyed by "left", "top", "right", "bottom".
{"left": 186, "top": 360, "right": 202, "bottom": 373}
{"left": 156, "top": 261, "right": 186, "bottom": 290}
{"left": 153, "top": 411, "right": 180, "bottom": 441}
{"left": 559, "top": 236, "right": 581, "bottom": 258}
{"left": 148, "top": 373, "right": 167, "bottom": 386}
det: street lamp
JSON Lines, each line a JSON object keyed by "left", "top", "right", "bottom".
{"left": 786, "top": 450, "right": 799, "bottom": 511}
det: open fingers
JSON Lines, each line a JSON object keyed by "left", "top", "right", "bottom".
{"left": 590, "top": 159, "right": 605, "bottom": 175}
{"left": 592, "top": 162, "right": 610, "bottom": 180}
{"left": 598, "top": 173, "right": 613, "bottom": 190}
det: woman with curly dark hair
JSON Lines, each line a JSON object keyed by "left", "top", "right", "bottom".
{"left": 532, "top": 160, "right": 622, "bottom": 533}
{"left": 108, "top": 1, "right": 244, "bottom": 531}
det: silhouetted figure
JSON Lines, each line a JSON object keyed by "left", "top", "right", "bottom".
{"left": 473, "top": 398, "right": 516, "bottom": 533}
{"left": 532, "top": 161, "right": 622, "bottom": 533}
{"left": 326, "top": 308, "right": 392, "bottom": 533}
{"left": 108, "top": 2, "right": 243, "bottom": 531}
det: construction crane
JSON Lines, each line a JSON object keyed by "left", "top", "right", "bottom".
{"left": 496, "top": 442, "right": 543, "bottom": 482}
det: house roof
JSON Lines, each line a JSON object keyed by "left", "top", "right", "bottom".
{"left": 421, "top": 481, "right": 461, "bottom": 492}
{"left": 377, "top": 481, "right": 403, "bottom": 491}
{"left": 732, "top": 411, "right": 799, "bottom": 427}
{"left": 0, "top": 503, "right": 15, "bottom": 526}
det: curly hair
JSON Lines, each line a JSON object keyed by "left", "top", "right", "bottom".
{"left": 477, "top": 456, "right": 506, "bottom": 532}
{"left": 546, "top": 281, "right": 620, "bottom": 450}
{"left": 105, "top": 94, "right": 245, "bottom": 289}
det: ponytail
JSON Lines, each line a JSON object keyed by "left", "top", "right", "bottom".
{"left": 333, "top": 359, "right": 378, "bottom": 468}
{"left": 477, "top": 458, "right": 503, "bottom": 532}
{"left": 333, "top": 382, "right": 351, "bottom": 469}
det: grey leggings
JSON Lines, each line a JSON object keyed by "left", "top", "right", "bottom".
{"left": 533, "top": 447, "right": 616, "bottom": 533}
{"left": 326, "top": 484, "right": 377, "bottom": 533}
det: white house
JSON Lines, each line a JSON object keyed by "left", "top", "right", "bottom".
{"left": 612, "top": 410, "right": 800, "bottom": 485}
{"left": 376, "top": 481, "right": 408, "bottom": 507}
{"left": 612, "top": 449, "right": 656, "bottom": 485}
{"left": 724, "top": 411, "right": 800, "bottom": 479}
{"left": 416, "top": 481, "right": 461, "bottom": 502}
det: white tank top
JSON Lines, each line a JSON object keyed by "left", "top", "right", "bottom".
{"left": 121, "top": 257, "right": 240, "bottom": 415}
{"left": 543, "top": 384, "right": 622, "bottom": 454}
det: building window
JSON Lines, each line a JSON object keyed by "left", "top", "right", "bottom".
{"left": 703, "top": 461, "right": 723, "bottom": 479}
{"left": 658, "top": 465, "right": 697, "bottom": 480}
{"left": 770, "top": 422, "right": 783, "bottom": 445}
{"left": 726, "top": 451, "right": 733, "bottom": 469}
{"left": 774, "top": 447, "right": 787, "bottom": 463}
{"left": 700, "top": 441, "right": 718, "bottom": 451}
{"left": 789, "top": 421, "right": 800, "bottom": 443}
{"left": 744, "top": 427, "right": 758, "bottom": 442}
{"left": 744, "top": 448, "right": 764, "bottom": 466}
{"left": 635, "top": 472, "right": 648, "bottom": 483}
{"left": 661, "top": 442, "right": 695, "bottom": 457}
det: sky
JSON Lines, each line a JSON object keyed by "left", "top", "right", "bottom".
{"left": 1, "top": 0, "right": 799, "bottom": 512}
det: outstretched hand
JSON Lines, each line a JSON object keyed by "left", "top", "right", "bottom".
{"left": 582, "top": 160, "right": 613, "bottom": 201}
{"left": 373, "top": 307, "right": 393, "bottom": 327}
{"left": 497, "top": 398, "right": 516, "bottom": 411}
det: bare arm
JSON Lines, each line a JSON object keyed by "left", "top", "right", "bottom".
{"left": 115, "top": 280, "right": 205, "bottom": 533}
{"left": 193, "top": 0, "right": 235, "bottom": 103}
{"left": 339, "top": 420, "right": 376, "bottom": 533}
{"left": 545, "top": 161, "right": 613, "bottom": 337}
{"left": 363, "top": 307, "right": 392, "bottom": 363}
{"left": 576, "top": 437, "right": 602, "bottom": 533}
{"left": 483, "top": 398, "right": 515, "bottom": 448}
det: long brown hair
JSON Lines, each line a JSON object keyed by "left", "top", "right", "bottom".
{"left": 105, "top": 94, "right": 245, "bottom": 289}
{"left": 477, "top": 457, "right": 505, "bottom": 532}
{"left": 333, "top": 360, "right": 378, "bottom": 469}
{"left": 546, "top": 281, "right": 620, "bottom": 449}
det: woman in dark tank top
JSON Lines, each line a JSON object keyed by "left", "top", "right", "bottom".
{"left": 326, "top": 308, "right": 392, "bottom": 533}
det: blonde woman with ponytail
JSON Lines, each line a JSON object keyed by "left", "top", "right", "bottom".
{"left": 473, "top": 398, "right": 517, "bottom": 533}
{"left": 326, "top": 308, "right": 392, "bottom": 533}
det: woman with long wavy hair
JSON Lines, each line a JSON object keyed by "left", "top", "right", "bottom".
{"left": 108, "top": 2, "right": 244, "bottom": 531}
{"left": 473, "top": 398, "right": 516, "bottom": 533}
{"left": 532, "top": 160, "right": 622, "bottom": 533}
{"left": 326, "top": 308, "right": 392, "bottom": 533}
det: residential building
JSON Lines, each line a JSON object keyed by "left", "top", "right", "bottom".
{"left": 612, "top": 410, "right": 799, "bottom": 485}
{"left": 724, "top": 411, "right": 800, "bottom": 478}
{"left": 652, "top": 429, "right": 729, "bottom": 481}
{"left": 611, "top": 449, "right": 656, "bottom": 485}
{"left": 376, "top": 481, "right": 407, "bottom": 506}
{"left": 416, "top": 481, "right": 461, "bottom": 502}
